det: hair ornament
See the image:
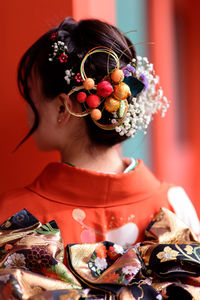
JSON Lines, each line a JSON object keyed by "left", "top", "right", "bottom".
{"left": 64, "top": 69, "right": 75, "bottom": 85}
{"left": 48, "top": 34, "right": 169, "bottom": 137}
{"left": 112, "top": 56, "right": 169, "bottom": 137}
{"left": 48, "top": 39, "right": 68, "bottom": 63}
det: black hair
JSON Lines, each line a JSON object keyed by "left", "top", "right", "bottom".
{"left": 17, "top": 17, "right": 136, "bottom": 148}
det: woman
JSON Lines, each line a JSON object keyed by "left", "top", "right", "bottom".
{"left": 0, "top": 17, "right": 199, "bottom": 247}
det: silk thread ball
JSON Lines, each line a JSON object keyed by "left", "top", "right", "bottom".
{"left": 111, "top": 69, "right": 124, "bottom": 83}
{"left": 83, "top": 78, "right": 95, "bottom": 90}
{"left": 86, "top": 95, "right": 100, "bottom": 108}
{"left": 76, "top": 92, "right": 87, "bottom": 103}
{"left": 97, "top": 81, "right": 113, "bottom": 97}
{"left": 90, "top": 109, "right": 102, "bottom": 120}
{"left": 114, "top": 82, "right": 131, "bottom": 100}
{"left": 104, "top": 97, "right": 120, "bottom": 112}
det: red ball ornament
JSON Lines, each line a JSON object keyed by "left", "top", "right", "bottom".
{"left": 86, "top": 95, "right": 100, "bottom": 108}
{"left": 76, "top": 92, "right": 87, "bottom": 103}
{"left": 97, "top": 81, "right": 113, "bottom": 97}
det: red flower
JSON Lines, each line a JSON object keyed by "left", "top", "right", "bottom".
{"left": 75, "top": 73, "right": 83, "bottom": 82}
{"left": 2, "top": 283, "right": 13, "bottom": 298}
{"left": 107, "top": 246, "right": 121, "bottom": 260}
{"left": 59, "top": 53, "right": 68, "bottom": 63}
{"left": 95, "top": 244, "right": 107, "bottom": 259}
{"left": 50, "top": 32, "right": 57, "bottom": 41}
{"left": 42, "top": 268, "right": 59, "bottom": 280}
{"left": 103, "top": 272, "right": 119, "bottom": 283}
{"left": 4, "top": 243, "right": 13, "bottom": 251}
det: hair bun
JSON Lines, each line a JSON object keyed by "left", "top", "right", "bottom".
{"left": 58, "top": 17, "right": 77, "bottom": 34}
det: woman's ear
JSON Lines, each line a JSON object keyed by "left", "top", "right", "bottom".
{"left": 56, "top": 93, "right": 72, "bottom": 125}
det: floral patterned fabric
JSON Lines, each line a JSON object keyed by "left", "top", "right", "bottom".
{"left": 1, "top": 208, "right": 200, "bottom": 299}
{"left": 0, "top": 209, "right": 81, "bottom": 299}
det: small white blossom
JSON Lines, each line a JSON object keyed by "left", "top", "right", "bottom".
{"left": 122, "top": 266, "right": 139, "bottom": 275}
{"left": 113, "top": 244, "right": 124, "bottom": 254}
{"left": 115, "top": 126, "right": 122, "bottom": 133}
{"left": 64, "top": 69, "right": 75, "bottom": 85}
{"left": 4, "top": 253, "right": 26, "bottom": 270}
{"left": 94, "top": 257, "right": 108, "bottom": 271}
{"left": 156, "top": 294, "right": 163, "bottom": 300}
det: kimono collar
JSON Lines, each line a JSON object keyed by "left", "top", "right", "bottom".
{"left": 26, "top": 159, "right": 161, "bottom": 208}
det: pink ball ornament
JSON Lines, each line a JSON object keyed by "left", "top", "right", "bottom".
{"left": 76, "top": 92, "right": 87, "bottom": 103}
{"left": 86, "top": 94, "right": 100, "bottom": 108}
{"left": 97, "top": 81, "right": 113, "bottom": 97}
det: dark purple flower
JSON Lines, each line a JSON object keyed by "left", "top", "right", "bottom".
{"left": 26, "top": 246, "right": 53, "bottom": 271}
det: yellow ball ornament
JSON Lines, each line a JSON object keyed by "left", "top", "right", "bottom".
{"left": 114, "top": 82, "right": 131, "bottom": 100}
{"left": 111, "top": 69, "right": 124, "bottom": 83}
{"left": 90, "top": 109, "right": 102, "bottom": 120}
{"left": 83, "top": 78, "right": 95, "bottom": 90}
{"left": 104, "top": 97, "right": 120, "bottom": 112}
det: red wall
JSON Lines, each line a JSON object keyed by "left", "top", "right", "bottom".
{"left": 0, "top": 0, "right": 115, "bottom": 194}
{"left": 149, "top": 0, "right": 200, "bottom": 213}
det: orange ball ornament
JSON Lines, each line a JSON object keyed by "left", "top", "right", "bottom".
{"left": 114, "top": 82, "right": 131, "bottom": 100}
{"left": 111, "top": 69, "right": 124, "bottom": 83}
{"left": 83, "top": 78, "right": 95, "bottom": 90}
{"left": 104, "top": 97, "right": 120, "bottom": 112}
{"left": 91, "top": 109, "right": 102, "bottom": 120}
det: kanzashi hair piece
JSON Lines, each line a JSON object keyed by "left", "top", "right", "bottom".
{"left": 48, "top": 33, "right": 169, "bottom": 138}
{"left": 48, "top": 38, "right": 68, "bottom": 63}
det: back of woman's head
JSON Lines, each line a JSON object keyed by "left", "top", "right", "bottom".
{"left": 18, "top": 17, "right": 136, "bottom": 147}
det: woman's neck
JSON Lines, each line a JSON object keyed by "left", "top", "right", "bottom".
{"left": 60, "top": 144, "right": 126, "bottom": 173}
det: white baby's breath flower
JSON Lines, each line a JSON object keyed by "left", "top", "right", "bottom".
{"left": 112, "top": 56, "right": 169, "bottom": 138}
{"left": 64, "top": 69, "right": 75, "bottom": 85}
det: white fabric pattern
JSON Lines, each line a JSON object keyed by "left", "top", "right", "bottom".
{"left": 105, "top": 222, "right": 139, "bottom": 247}
{"left": 168, "top": 187, "right": 200, "bottom": 236}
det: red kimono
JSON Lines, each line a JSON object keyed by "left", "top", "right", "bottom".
{"left": 0, "top": 159, "right": 199, "bottom": 247}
